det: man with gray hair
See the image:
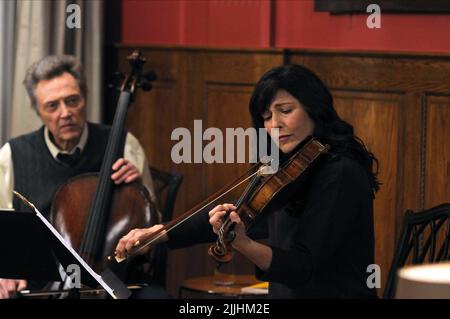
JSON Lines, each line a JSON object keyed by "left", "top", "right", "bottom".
{"left": 0, "top": 55, "right": 159, "bottom": 298}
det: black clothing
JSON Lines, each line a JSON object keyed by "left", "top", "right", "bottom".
{"left": 56, "top": 148, "right": 82, "bottom": 167}
{"left": 167, "top": 152, "right": 377, "bottom": 298}
{"left": 9, "top": 123, "right": 113, "bottom": 218}
{"left": 256, "top": 154, "right": 377, "bottom": 298}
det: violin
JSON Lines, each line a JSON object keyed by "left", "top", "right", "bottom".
{"left": 208, "top": 137, "right": 329, "bottom": 263}
{"left": 112, "top": 136, "right": 329, "bottom": 265}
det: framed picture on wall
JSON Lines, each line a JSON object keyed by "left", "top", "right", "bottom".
{"left": 315, "top": 0, "right": 450, "bottom": 13}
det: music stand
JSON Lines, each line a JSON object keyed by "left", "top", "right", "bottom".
{"left": 0, "top": 205, "right": 131, "bottom": 299}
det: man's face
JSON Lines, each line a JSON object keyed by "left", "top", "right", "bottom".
{"left": 34, "top": 72, "right": 86, "bottom": 151}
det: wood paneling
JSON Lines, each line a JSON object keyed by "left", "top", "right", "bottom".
{"left": 424, "top": 95, "right": 450, "bottom": 209}
{"left": 333, "top": 90, "right": 402, "bottom": 288}
{"left": 203, "top": 83, "right": 257, "bottom": 276}
{"left": 127, "top": 81, "right": 178, "bottom": 171}
{"left": 107, "top": 46, "right": 450, "bottom": 296}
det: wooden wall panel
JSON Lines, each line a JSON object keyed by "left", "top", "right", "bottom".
{"left": 203, "top": 83, "right": 257, "bottom": 276}
{"left": 333, "top": 90, "right": 402, "bottom": 288}
{"left": 425, "top": 95, "right": 450, "bottom": 208}
{"left": 107, "top": 46, "right": 450, "bottom": 297}
{"left": 290, "top": 53, "right": 450, "bottom": 93}
{"left": 127, "top": 81, "right": 178, "bottom": 171}
{"left": 204, "top": 83, "right": 255, "bottom": 195}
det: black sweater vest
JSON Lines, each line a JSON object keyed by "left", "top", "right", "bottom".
{"left": 9, "top": 123, "right": 117, "bottom": 218}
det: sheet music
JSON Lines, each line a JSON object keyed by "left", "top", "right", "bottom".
{"left": 31, "top": 206, "right": 118, "bottom": 299}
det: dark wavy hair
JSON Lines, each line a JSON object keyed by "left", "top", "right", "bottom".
{"left": 249, "top": 64, "right": 380, "bottom": 192}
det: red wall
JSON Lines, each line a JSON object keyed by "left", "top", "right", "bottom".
{"left": 122, "top": 0, "right": 272, "bottom": 47}
{"left": 122, "top": 0, "right": 450, "bottom": 53}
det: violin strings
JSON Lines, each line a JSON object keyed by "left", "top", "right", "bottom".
{"left": 219, "top": 166, "right": 268, "bottom": 234}
{"left": 132, "top": 167, "right": 268, "bottom": 256}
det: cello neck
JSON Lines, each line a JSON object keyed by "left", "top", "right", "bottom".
{"left": 79, "top": 50, "right": 151, "bottom": 258}
{"left": 79, "top": 91, "right": 130, "bottom": 257}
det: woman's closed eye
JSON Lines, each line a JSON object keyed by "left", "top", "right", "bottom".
{"left": 262, "top": 112, "right": 272, "bottom": 121}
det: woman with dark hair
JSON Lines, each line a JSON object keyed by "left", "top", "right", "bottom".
{"left": 115, "top": 64, "right": 380, "bottom": 299}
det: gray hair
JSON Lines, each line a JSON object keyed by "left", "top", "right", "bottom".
{"left": 23, "top": 55, "right": 87, "bottom": 109}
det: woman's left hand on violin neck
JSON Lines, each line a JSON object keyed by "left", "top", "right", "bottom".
{"left": 208, "top": 204, "right": 272, "bottom": 271}
{"left": 208, "top": 204, "right": 248, "bottom": 245}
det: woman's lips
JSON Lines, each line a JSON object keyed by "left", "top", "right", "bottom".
{"left": 279, "top": 135, "right": 291, "bottom": 143}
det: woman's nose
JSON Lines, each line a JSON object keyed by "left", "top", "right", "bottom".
{"left": 270, "top": 112, "right": 283, "bottom": 128}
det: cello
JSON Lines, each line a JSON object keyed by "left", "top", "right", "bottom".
{"left": 49, "top": 51, "right": 159, "bottom": 287}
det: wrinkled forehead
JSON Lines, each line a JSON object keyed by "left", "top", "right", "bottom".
{"left": 35, "top": 73, "right": 82, "bottom": 102}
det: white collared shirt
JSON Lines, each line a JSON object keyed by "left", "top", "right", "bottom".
{"left": 0, "top": 125, "right": 156, "bottom": 209}
{"left": 44, "top": 124, "right": 89, "bottom": 160}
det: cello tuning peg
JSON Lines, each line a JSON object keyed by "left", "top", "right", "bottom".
{"left": 107, "top": 72, "right": 125, "bottom": 90}
{"left": 139, "top": 81, "right": 152, "bottom": 91}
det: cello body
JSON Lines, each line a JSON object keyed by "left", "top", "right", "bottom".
{"left": 50, "top": 173, "right": 158, "bottom": 272}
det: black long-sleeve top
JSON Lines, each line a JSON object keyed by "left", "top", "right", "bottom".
{"left": 167, "top": 152, "right": 378, "bottom": 298}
